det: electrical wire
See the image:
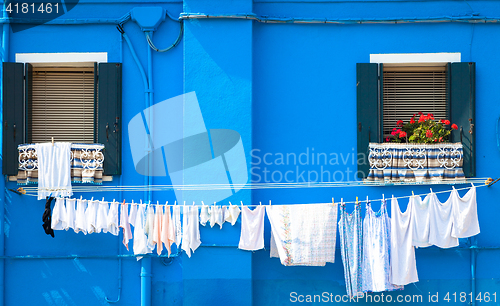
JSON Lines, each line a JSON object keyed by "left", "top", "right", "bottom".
{"left": 145, "top": 17, "right": 183, "bottom": 53}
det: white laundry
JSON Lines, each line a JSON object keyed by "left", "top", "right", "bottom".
{"left": 107, "top": 200, "right": 120, "bottom": 236}
{"left": 172, "top": 205, "right": 182, "bottom": 247}
{"left": 182, "top": 206, "right": 201, "bottom": 258}
{"left": 225, "top": 204, "right": 241, "bottom": 226}
{"left": 145, "top": 205, "right": 156, "bottom": 250}
{"left": 238, "top": 206, "right": 266, "bottom": 251}
{"left": 133, "top": 204, "right": 153, "bottom": 260}
{"left": 267, "top": 203, "right": 337, "bottom": 266}
{"left": 209, "top": 205, "right": 218, "bottom": 228}
{"left": 390, "top": 197, "right": 418, "bottom": 286}
{"left": 216, "top": 206, "right": 226, "bottom": 229}
{"left": 35, "top": 142, "right": 73, "bottom": 200}
{"left": 428, "top": 192, "right": 459, "bottom": 248}
{"left": 74, "top": 198, "right": 88, "bottom": 234}
{"left": 51, "top": 197, "right": 67, "bottom": 230}
{"left": 95, "top": 200, "right": 109, "bottom": 234}
{"left": 85, "top": 199, "right": 99, "bottom": 234}
{"left": 64, "top": 198, "right": 76, "bottom": 231}
{"left": 129, "top": 202, "right": 138, "bottom": 228}
{"left": 411, "top": 195, "right": 432, "bottom": 248}
{"left": 119, "top": 201, "right": 132, "bottom": 250}
{"left": 451, "top": 186, "right": 480, "bottom": 238}
{"left": 200, "top": 204, "right": 210, "bottom": 226}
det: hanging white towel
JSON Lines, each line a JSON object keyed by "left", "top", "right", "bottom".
{"left": 51, "top": 197, "right": 67, "bottom": 230}
{"left": 390, "top": 197, "right": 418, "bottom": 286}
{"left": 182, "top": 206, "right": 202, "bottom": 258}
{"left": 129, "top": 203, "right": 138, "bottom": 228}
{"left": 225, "top": 204, "right": 241, "bottom": 226}
{"left": 119, "top": 201, "right": 132, "bottom": 250}
{"left": 267, "top": 203, "right": 337, "bottom": 266}
{"left": 216, "top": 206, "right": 226, "bottom": 229}
{"left": 64, "top": 198, "right": 76, "bottom": 231}
{"left": 451, "top": 186, "right": 480, "bottom": 238}
{"left": 74, "top": 199, "right": 88, "bottom": 234}
{"left": 428, "top": 192, "right": 459, "bottom": 248}
{"left": 411, "top": 195, "right": 432, "bottom": 248}
{"left": 107, "top": 200, "right": 120, "bottom": 236}
{"left": 172, "top": 205, "right": 182, "bottom": 247}
{"left": 238, "top": 206, "right": 266, "bottom": 251}
{"left": 182, "top": 206, "right": 191, "bottom": 257}
{"left": 35, "top": 142, "right": 72, "bottom": 200}
{"left": 95, "top": 200, "right": 109, "bottom": 234}
{"left": 133, "top": 204, "right": 153, "bottom": 260}
{"left": 200, "top": 204, "right": 210, "bottom": 226}
{"left": 85, "top": 199, "right": 99, "bottom": 234}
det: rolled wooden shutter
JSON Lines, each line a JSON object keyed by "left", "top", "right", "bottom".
{"left": 356, "top": 63, "right": 380, "bottom": 179}
{"left": 97, "top": 63, "right": 122, "bottom": 175}
{"left": 2, "top": 62, "right": 25, "bottom": 175}
{"left": 449, "top": 62, "right": 475, "bottom": 177}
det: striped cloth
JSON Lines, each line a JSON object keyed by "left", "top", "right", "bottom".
{"left": 17, "top": 143, "right": 104, "bottom": 185}
{"left": 366, "top": 143, "right": 465, "bottom": 183}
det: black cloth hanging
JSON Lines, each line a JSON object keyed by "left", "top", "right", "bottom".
{"left": 42, "top": 197, "right": 55, "bottom": 237}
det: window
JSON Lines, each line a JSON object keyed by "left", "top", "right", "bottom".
{"left": 356, "top": 61, "right": 475, "bottom": 178}
{"left": 2, "top": 62, "right": 122, "bottom": 176}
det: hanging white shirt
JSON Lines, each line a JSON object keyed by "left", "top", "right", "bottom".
{"left": 172, "top": 205, "right": 182, "bottom": 247}
{"left": 411, "top": 195, "right": 432, "bottom": 248}
{"left": 85, "top": 199, "right": 99, "bottom": 234}
{"left": 133, "top": 204, "right": 153, "bottom": 260}
{"left": 225, "top": 204, "right": 241, "bottom": 226}
{"left": 390, "top": 197, "right": 418, "bottom": 286}
{"left": 238, "top": 206, "right": 266, "bottom": 251}
{"left": 119, "top": 201, "right": 133, "bottom": 251}
{"left": 74, "top": 198, "right": 88, "bottom": 234}
{"left": 95, "top": 200, "right": 109, "bottom": 234}
{"left": 428, "top": 192, "right": 459, "bottom": 248}
{"left": 51, "top": 197, "right": 67, "bottom": 231}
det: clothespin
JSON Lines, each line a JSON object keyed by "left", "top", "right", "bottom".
{"left": 240, "top": 201, "right": 244, "bottom": 208}
{"left": 51, "top": 137, "right": 54, "bottom": 146}
{"left": 340, "top": 198, "right": 344, "bottom": 207}
{"left": 80, "top": 195, "right": 82, "bottom": 200}
{"left": 201, "top": 201, "right": 205, "bottom": 206}
{"left": 332, "top": 197, "right": 335, "bottom": 207}
{"left": 229, "top": 201, "right": 232, "bottom": 207}
{"left": 382, "top": 194, "right": 385, "bottom": 201}
{"left": 269, "top": 200, "right": 271, "bottom": 207}
{"left": 411, "top": 191, "right": 415, "bottom": 197}
{"left": 157, "top": 200, "right": 160, "bottom": 206}
{"left": 174, "top": 201, "right": 177, "bottom": 205}
{"left": 259, "top": 201, "right": 262, "bottom": 205}
{"left": 102, "top": 197, "right": 105, "bottom": 202}
{"left": 366, "top": 195, "right": 369, "bottom": 203}
{"left": 183, "top": 201, "right": 186, "bottom": 206}
{"left": 90, "top": 197, "right": 94, "bottom": 201}
{"left": 113, "top": 199, "right": 116, "bottom": 203}
{"left": 192, "top": 201, "right": 195, "bottom": 206}
{"left": 430, "top": 188, "right": 433, "bottom": 194}
{"left": 355, "top": 197, "right": 358, "bottom": 206}
{"left": 471, "top": 183, "right": 475, "bottom": 188}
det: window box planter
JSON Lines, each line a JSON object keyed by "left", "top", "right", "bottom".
{"left": 366, "top": 142, "right": 464, "bottom": 183}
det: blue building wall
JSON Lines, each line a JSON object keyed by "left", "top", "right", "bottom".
{"left": 2, "top": 0, "right": 500, "bottom": 305}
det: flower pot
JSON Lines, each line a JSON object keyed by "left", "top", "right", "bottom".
{"left": 366, "top": 142, "right": 464, "bottom": 183}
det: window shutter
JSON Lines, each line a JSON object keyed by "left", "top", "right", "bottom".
{"left": 97, "top": 63, "right": 122, "bottom": 175}
{"left": 2, "top": 62, "right": 25, "bottom": 175}
{"left": 356, "top": 63, "right": 380, "bottom": 178}
{"left": 449, "top": 62, "right": 475, "bottom": 177}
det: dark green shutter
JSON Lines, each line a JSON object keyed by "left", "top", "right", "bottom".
{"left": 449, "top": 62, "right": 475, "bottom": 177}
{"left": 2, "top": 62, "right": 25, "bottom": 175}
{"left": 25, "top": 63, "right": 33, "bottom": 142}
{"left": 97, "top": 63, "right": 122, "bottom": 175}
{"left": 356, "top": 63, "right": 380, "bottom": 178}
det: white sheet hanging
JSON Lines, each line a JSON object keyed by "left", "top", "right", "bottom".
{"left": 161, "top": 205, "right": 175, "bottom": 256}
{"left": 225, "top": 204, "right": 241, "bottom": 225}
{"left": 133, "top": 203, "right": 152, "bottom": 260}
{"left": 390, "top": 197, "right": 418, "bottom": 286}
{"left": 428, "top": 192, "right": 459, "bottom": 248}
{"left": 51, "top": 197, "right": 67, "bottom": 231}
{"left": 95, "top": 200, "right": 109, "bottom": 234}
{"left": 268, "top": 203, "right": 337, "bottom": 266}
{"left": 74, "top": 198, "right": 88, "bottom": 234}
{"left": 411, "top": 195, "right": 431, "bottom": 248}
{"left": 35, "top": 142, "right": 72, "bottom": 200}
{"left": 172, "top": 205, "right": 182, "bottom": 247}
{"left": 85, "top": 199, "right": 99, "bottom": 234}
{"left": 119, "top": 201, "right": 132, "bottom": 250}
{"left": 107, "top": 200, "right": 119, "bottom": 236}
{"left": 64, "top": 198, "right": 76, "bottom": 231}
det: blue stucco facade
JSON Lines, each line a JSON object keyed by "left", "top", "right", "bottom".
{"left": 1, "top": 0, "right": 500, "bottom": 305}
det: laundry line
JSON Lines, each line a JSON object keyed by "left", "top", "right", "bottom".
{"left": 19, "top": 183, "right": 487, "bottom": 208}
{"left": 20, "top": 177, "right": 491, "bottom": 194}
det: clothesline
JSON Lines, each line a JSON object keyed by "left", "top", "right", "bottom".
{"left": 20, "top": 177, "right": 490, "bottom": 194}
{"left": 21, "top": 183, "right": 486, "bottom": 207}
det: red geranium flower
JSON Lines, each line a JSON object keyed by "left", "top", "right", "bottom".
{"left": 399, "top": 131, "right": 407, "bottom": 138}
{"left": 451, "top": 124, "right": 458, "bottom": 130}
{"left": 397, "top": 120, "right": 404, "bottom": 127}
{"left": 386, "top": 137, "right": 390, "bottom": 142}
{"left": 410, "top": 117, "right": 415, "bottom": 124}
{"left": 418, "top": 112, "right": 423, "bottom": 115}
{"left": 418, "top": 115, "right": 427, "bottom": 123}
{"left": 440, "top": 119, "right": 450, "bottom": 125}
{"left": 426, "top": 130, "right": 433, "bottom": 138}
{"left": 427, "top": 113, "right": 435, "bottom": 120}
{"left": 439, "top": 136, "right": 443, "bottom": 142}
